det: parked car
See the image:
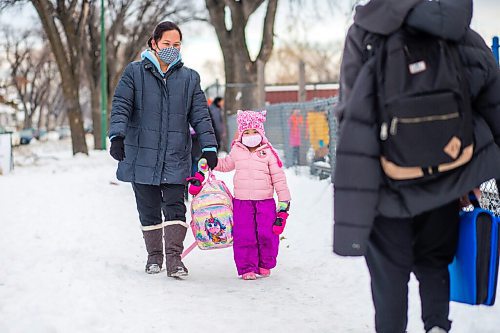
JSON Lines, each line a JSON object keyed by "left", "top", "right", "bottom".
{"left": 19, "top": 128, "right": 35, "bottom": 145}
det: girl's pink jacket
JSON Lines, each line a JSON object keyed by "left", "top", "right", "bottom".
{"left": 215, "top": 142, "right": 291, "bottom": 202}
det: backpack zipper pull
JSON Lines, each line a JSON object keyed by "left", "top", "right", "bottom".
{"left": 390, "top": 118, "right": 398, "bottom": 136}
{"left": 380, "top": 123, "right": 388, "bottom": 141}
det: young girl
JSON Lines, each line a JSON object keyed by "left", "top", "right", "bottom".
{"left": 215, "top": 110, "right": 291, "bottom": 280}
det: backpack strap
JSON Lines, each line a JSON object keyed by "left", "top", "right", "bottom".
{"left": 181, "top": 241, "right": 198, "bottom": 259}
{"left": 205, "top": 169, "right": 216, "bottom": 183}
{"left": 372, "top": 36, "right": 388, "bottom": 135}
{"left": 204, "top": 170, "right": 234, "bottom": 200}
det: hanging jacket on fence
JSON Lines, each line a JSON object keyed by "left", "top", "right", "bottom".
{"left": 333, "top": 0, "right": 500, "bottom": 256}
{"left": 288, "top": 112, "right": 304, "bottom": 147}
{"left": 307, "top": 112, "right": 329, "bottom": 151}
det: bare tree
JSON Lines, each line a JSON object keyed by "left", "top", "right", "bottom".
{"left": 45, "top": 87, "right": 67, "bottom": 129}
{"left": 267, "top": 41, "right": 342, "bottom": 84}
{"left": 205, "top": 0, "right": 279, "bottom": 113}
{"left": 82, "top": 0, "right": 197, "bottom": 150}
{"left": 0, "top": 0, "right": 92, "bottom": 154}
{"left": 264, "top": 0, "right": 357, "bottom": 84}
{"left": 2, "top": 27, "right": 57, "bottom": 130}
{"left": 38, "top": 57, "right": 61, "bottom": 130}
{"left": 30, "top": 0, "right": 91, "bottom": 154}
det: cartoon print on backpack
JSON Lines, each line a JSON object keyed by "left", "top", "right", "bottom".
{"left": 205, "top": 214, "right": 227, "bottom": 244}
{"left": 190, "top": 170, "right": 234, "bottom": 250}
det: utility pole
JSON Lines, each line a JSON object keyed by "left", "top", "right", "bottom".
{"left": 100, "top": 0, "right": 108, "bottom": 149}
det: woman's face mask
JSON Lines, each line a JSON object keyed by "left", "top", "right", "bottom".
{"left": 242, "top": 133, "right": 262, "bottom": 148}
{"left": 156, "top": 46, "right": 180, "bottom": 64}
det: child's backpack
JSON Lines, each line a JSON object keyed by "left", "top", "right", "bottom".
{"left": 371, "top": 28, "right": 473, "bottom": 183}
{"left": 183, "top": 171, "right": 233, "bottom": 258}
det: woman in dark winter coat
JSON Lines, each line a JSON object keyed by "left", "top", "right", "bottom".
{"left": 109, "top": 21, "right": 218, "bottom": 278}
{"left": 334, "top": 0, "right": 500, "bottom": 332}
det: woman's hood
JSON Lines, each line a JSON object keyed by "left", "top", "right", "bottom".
{"left": 354, "top": 0, "right": 472, "bottom": 41}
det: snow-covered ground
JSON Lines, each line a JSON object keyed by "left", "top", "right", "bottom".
{"left": 0, "top": 140, "right": 499, "bottom": 333}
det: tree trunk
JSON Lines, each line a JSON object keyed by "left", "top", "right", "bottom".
{"left": 206, "top": 0, "right": 278, "bottom": 115}
{"left": 67, "top": 108, "right": 88, "bottom": 155}
{"left": 65, "top": 86, "right": 88, "bottom": 155}
{"left": 45, "top": 107, "right": 51, "bottom": 131}
{"left": 31, "top": 0, "right": 89, "bottom": 155}
{"left": 89, "top": 83, "right": 103, "bottom": 149}
{"left": 37, "top": 107, "right": 44, "bottom": 130}
{"left": 23, "top": 114, "right": 32, "bottom": 130}
{"left": 58, "top": 111, "right": 67, "bottom": 128}
{"left": 60, "top": 88, "right": 88, "bottom": 154}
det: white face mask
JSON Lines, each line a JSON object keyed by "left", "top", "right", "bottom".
{"left": 242, "top": 133, "right": 262, "bottom": 148}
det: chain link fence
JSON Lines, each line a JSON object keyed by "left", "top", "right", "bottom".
{"left": 225, "top": 97, "right": 338, "bottom": 179}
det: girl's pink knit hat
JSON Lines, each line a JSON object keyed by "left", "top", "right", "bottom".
{"left": 237, "top": 110, "right": 267, "bottom": 136}
{"left": 235, "top": 110, "right": 283, "bottom": 167}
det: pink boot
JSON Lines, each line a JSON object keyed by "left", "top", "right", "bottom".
{"left": 242, "top": 272, "right": 257, "bottom": 280}
{"left": 258, "top": 267, "right": 271, "bottom": 277}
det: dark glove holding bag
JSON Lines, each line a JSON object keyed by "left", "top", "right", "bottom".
{"left": 110, "top": 137, "right": 125, "bottom": 161}
{"left": 201, "top": 150, "right": 218, "bottom": 169}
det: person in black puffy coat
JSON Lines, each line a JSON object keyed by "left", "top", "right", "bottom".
{"left": 333, "top": 1, "right": 500, "bottom": 332}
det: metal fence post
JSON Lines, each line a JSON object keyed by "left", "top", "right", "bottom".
{"left": 298, "top": 61, "right": 306, "bottom": 103}
{"left": 257, "top": 60, "right": 266, "bottom": 108}
{"left": 215, "top": 79, "right": 221, "bottom": 97}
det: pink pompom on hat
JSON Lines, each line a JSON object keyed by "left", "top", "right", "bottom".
{"left": 235, "top": 110, "right": 283, "bottom": 167}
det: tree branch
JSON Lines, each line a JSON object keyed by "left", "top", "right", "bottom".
{"left": 31, "top": 0, "right": 72, "bottom": 80}
{"left": 206, "top": 0, "right": 230, "bottom": 39}
{"left": 256, "top": 0, "right": 278, "bottom": 63}
{"left": 242, "top": 0, "right": 265, "bottom": 21}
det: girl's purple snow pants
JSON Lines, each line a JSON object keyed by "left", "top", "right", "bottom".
{"left": 232, "top": 198, "right": 279, "bottom": 275}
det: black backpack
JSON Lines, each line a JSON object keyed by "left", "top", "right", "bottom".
{"left": 370, "top": 29, "right": 474, "bottom": 182}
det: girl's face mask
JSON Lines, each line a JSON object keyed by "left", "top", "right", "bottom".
{"left": 242, "top": 133, "right": 262, "bottom": 148}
